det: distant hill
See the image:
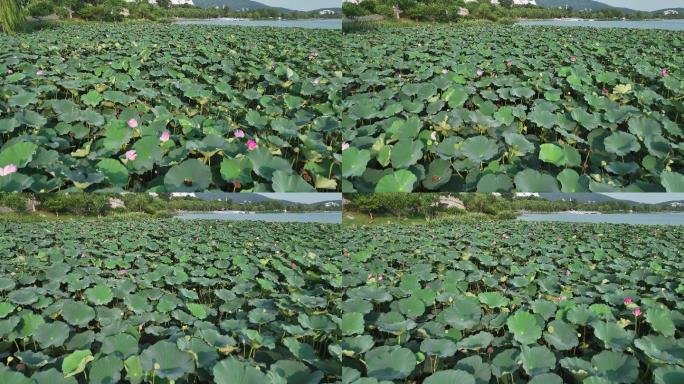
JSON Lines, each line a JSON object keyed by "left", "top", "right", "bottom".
{"left": 539, "top": 193, "right": 634, "bottom": 204}
{"left": 653, "top": 8, "right": 684, "bottom": 14}
{"left": 191, "top": 0, "right": 293, "bottom": 12}
{"left": 194, "top": 192, "right": 340, "bottom": 206}
{"left": 540, "top": 193, "right": 684, "bottom": 207}
{"left": 536, "top": 0, "right": 635, "bottom": 13}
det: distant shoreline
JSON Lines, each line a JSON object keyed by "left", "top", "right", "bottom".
{"left": 173, "top": 210, "right": 338, "bottom": 215}
{"left": 518, "top": 210, "right": 683, "bottom": 215}
{"left": 174, "top": 17, "right": 342, "bottom": 22}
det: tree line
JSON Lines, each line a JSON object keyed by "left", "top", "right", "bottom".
{"left": 346, "top": 193, "right": 683, "bottom": 220}
{"left": 343, "top": 0, "right": 669, "bottom": 23}
{"left": 1, "top": 0, "right": 334, "bottom": 32}
{"left": 0, "top": 193, "right": 340, "bottom": 217}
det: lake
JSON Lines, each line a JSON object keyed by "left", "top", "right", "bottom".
{"left": 175, "top": 211, "right": 341, "bottom": 223}
{"left": 518, "top": 212, "right": 684, "bottom": 225}
{"left": 517, "top": 19, "right": 684, "bottom": 30}
{"left": 175, "top": 18, "right": 341, "bottom": 30}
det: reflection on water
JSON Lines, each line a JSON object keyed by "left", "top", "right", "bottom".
{"left": 175, "top": 211, "right": 341, "bottom": 224}
{"left": 175, "top": 18, "right": 342, "bottom": 30}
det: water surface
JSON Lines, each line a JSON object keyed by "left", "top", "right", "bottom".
{"left": 518, "top": 212, "right": 684, "bottom": 225}
{"left": 176, "top": 211, "right": 341, "bottom": 223}
{"left": 517, "top": 19, "right": 684, "bottom": 30}
{"left": 176, "top": 18, "right": 341, "bottom": 30}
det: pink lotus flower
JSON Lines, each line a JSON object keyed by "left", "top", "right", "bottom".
{"left": 246, "top": 139, "right": 257, "bottom": 151}
{"left": 565, "top": 270, "right": 571, "bottom": 276}
{"left": 367, "top": 273, "right": 373, "bottom": 279}
{"left": 570, "top": 56, "right": 577, "bottom": 63}
{"left": 487, "top": 346, "right": 494, "bottom": 354}
{"left": 442, "top": 69, "right": 448, "bottom": 74}
{"left": 506, "top": 60, "right": 513, "bottom": 67}
{"left": 603, "top": 87, "right": 610, "bottom": 95}
{"left": 431, "top": 132, "right": 437, "bottom": 141}
{"left": 160, "top": 131, "right": 170, "bottom": 143}
{"left": 312, "top": 77, "right": 321, "bottom": 86}
{"left": 476, "top": 68, "right": 484, "bottom": 77}
{"left": 0, "top": 164, "right": 18, "bottom": 177}
{"left": 118, "top": 269, "right": 128, "bottom": 275}
{"left": 6, "top": 69, "right": 13, "bottom": 75}
{"left": 633, "top": 307, "right": 641, "bottom": 317}
{"left": 342, "top": 142, "right": 350, "bottom": 151}
{"left": 127, "top": 118, "right": 138, "bottom": 128}
{"left": 661, "top": 68, "right": 670, "bottom": 77}
{"left": 125, "top": 150, "right": 137, "bottom": 161}
{"left": 36, "top": 70, "right": 44, "bottom": 76}
{"left": 624, "top": 297, "right": 633, "bottom": 305}
{"left": 290, "top": 262, "right": 296, "bottom": 268}
{"left": 377, "top": 275, "right": 383, "bottom": 282}
{"left": 234, "top": 129, "right": 245, "bottom": 138}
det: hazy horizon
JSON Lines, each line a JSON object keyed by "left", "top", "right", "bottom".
{"left": 601, "top": 193, "right": 684, "bottom": 204}
{"left": 256, "top": 0, "right": 341, "bottom": 11}
{"left": 257, "top": 193, "right": 342, "bottom": 203}
{"left": 597, "top": 0, "right": 683, "bottom": 11}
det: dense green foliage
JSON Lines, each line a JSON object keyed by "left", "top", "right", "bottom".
{"left": 0, "top": 0, "right": 25, "bottom": 33}
{"left": 0, "top": 193, "right": 341, "bottom": 216}
{"left": 341, "top": 25, "right": 684, "bottom": 193}
{"left": 0, "top": 219, "right": 341, "bottom": 383}
{"left": 340, "top": 221, "right": 684, "bottom": 383}
{"left": 342, "top": 0, "right": 669, "bottom": 23}
{"left": 346, "top": 192, "right": 440, "bottom": 219}
{"left": 0, "top": 23, "right": 341, "bottom": 192}
{"left": 19, "top": 0, "right": 336, "bottom": 22}
{"left": 345, "top": 193, "right": 680, "bottom": 220}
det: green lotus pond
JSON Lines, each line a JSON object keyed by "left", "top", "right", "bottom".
{"left": 340, "top": 220, "right": 684, "bottom": 383}
{"left": 341, "top": 25, "right": 684, "bottom": 193}
{"left": 0, "top": 219, "right": 341, "bottom": 383}
{"left": 0, "top": 24, "right": 341, "bottom": 192}
{"left": 1, "top": 218, "right": 682, "bottom": 383}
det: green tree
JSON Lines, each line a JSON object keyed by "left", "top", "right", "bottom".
{"left": 349, "top": 194, "right": 382, "bottom": 219}
{"left": 27, "top": 0, "right": 54, "bottom": 17}
{"left": 156, "top": 0, "right": 171, "bottom": 8}
{"left": 0, "top": 0, "right": 24, "bottom": 33}
{"left": 417, "top": 194, "right": 440, "bottom": 220}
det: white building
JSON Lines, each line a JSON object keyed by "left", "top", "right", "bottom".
{"left": 319, "top": 9, "right": 336, "bottom": 15}
{"left": 514, "top": 193, "right": 540, "bottom": 198}
{"left": 664, "top": 10, "right": 679, "bottom": 15}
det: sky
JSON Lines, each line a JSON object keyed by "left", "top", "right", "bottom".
{"left": 598, "top": 0, "right": 684, "bottom": 11}
{"left": 257, "top": 0, "right": 341, "bottom": 11}
{"left": 602, "top": 193, "right": 684, "bottom": 204}
{"left": 258, "top": 193, "right": 341, "bottom": 203}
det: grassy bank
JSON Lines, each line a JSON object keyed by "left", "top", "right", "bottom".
{"left": 343, "top": 209, "right": 517, "bottom": 226}
{"left": 0, "top": 211, "right": 173, "bottom": 223}
{"left": 342, "top": 18, "right": 510, "bottom": 32}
